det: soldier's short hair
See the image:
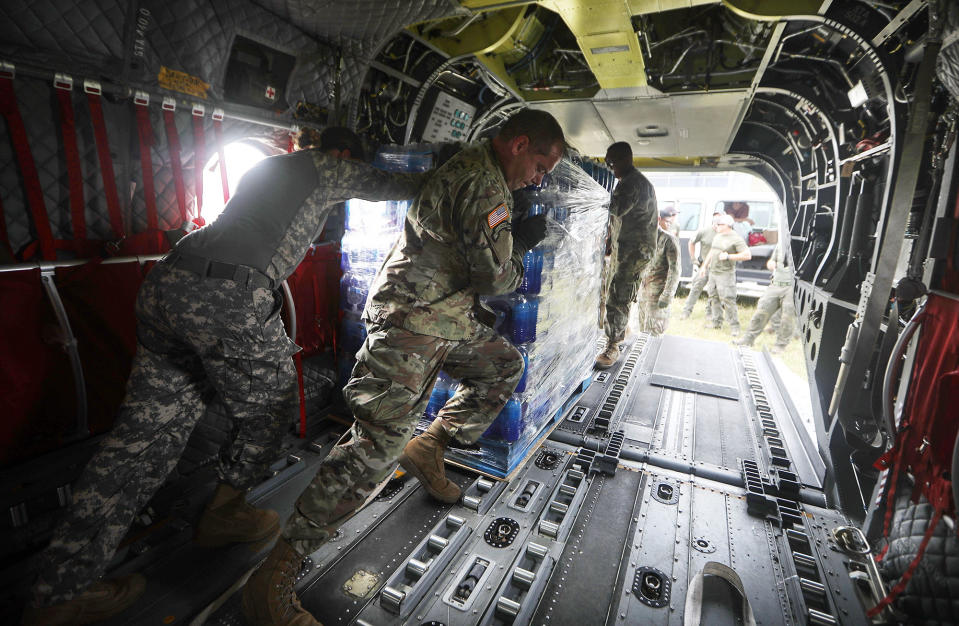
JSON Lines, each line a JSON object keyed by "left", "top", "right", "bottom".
{"left": 497, "top": 109, "right": 568, "bottom": 157}
{"left": 315, "top": 126, "right": 366, "bottom": 161}
{"left": 606, "top": 141, "right": 632, "bottom": 161}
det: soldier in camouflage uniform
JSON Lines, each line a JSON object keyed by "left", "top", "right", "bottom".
{"left": 242, "top": 109, "right": 566, "bottom": 626}
{"left": 703, "top": 213, "right": 751, "bottom": 336}
{"left": 595, "top": 141, "right": 659, "bottom": 369}
{"left": 680, "top": 211, "right": 723, "bottom": 319}
{"left": 735, "top": 243, "right": 795, "bottom": 352}
{"left": 23, "top": 128, "right": 425, "bottom": 625}
{"left": 638, "top": 207, "right": 681, "bottom": 336}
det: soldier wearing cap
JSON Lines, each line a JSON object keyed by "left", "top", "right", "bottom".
{"left": 23, "top": 127, "right": 427, "bottom": 625}
{"left": 637, "top": 206, "right": 681, "bottom": 336}
{"left": 595, "top": 142, "right": 659, "bottom": 369}
{"left": 242, "top": 109, "right": 567, "bottom": 625}
{"left": 703, "top": 213, "right": 751, "bottom": 335}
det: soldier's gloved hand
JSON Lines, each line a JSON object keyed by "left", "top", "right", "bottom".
{"left": 657, "top": 299, "right": 670, "bottom": 309}
{"left": 513, "top": 214, "right": 548, "bottom": 253}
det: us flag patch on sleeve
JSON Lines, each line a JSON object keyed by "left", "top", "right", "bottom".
{"left": 487, "top": 203, "right": 509, "bottom": 229}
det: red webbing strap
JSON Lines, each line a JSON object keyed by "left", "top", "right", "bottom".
{"left": 0, "top": 194, "right": 12, "bottom": 257}
{"left": 83, "top": 80, "right": 125, "bottom": 239}
{"left": 161, "top": 98, "right": 188, "bottom": 225}
{"left": 294, "top": 351, "right": 308, "bottom": 438}
{"left": 191, "top": 104, "right": 206, "bottom": 221}
{"left": 133, "top": 92, "right": 163, "bottom": 252}
{"left": 53, "top": 75, "right": 87, "bottom": 247}
{"left": 868, "top": 507, "right": 944, "bottom": 617}
{"left": 0, "top": 71, "right": 56, "bottom": 260}
{"left": 212, "top": 108, "right": 229, "bottom": 203}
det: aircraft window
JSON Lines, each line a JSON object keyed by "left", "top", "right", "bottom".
{"left": 677, "top": 202, "right": 702, "bottom": 230}
{"left": 200, "top": 141, "right": 271, "bottom": 223}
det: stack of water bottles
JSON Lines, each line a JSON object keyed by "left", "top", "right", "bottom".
{"left": 337, "top": 146, "right": 433, "bottom": 384}
{"left": 432, "top": 158, "right": 612, "bottom": 477}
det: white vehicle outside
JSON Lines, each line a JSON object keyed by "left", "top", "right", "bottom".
{"left": 644, "top": 170, "right": 783, "bottom": 297}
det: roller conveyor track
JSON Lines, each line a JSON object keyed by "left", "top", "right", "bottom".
{"left": 93, "top": 334, "right": 870, "bottom": 625}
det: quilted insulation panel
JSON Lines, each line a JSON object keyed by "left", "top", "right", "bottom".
{"left": 0, "top": 0, "right": 460, "bottom": 256}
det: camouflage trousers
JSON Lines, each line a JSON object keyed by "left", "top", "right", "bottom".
{"left": 706, "top": 270, "right": 740, "bottom": 330}
{"left": 604, "top": 256, "right": 647, "bottom": 343}
{"left": 638, "top": 282, "right": 671, "bottom": 336}
{"left": 742, "top": 282, "right": 796, "bottom": 346}
{"left": 681, "top": 269, "right": 713, "bottom": 316}
{"left": 32, "top": 262, "right": 298, "bottom": 606}
{"left": 283, "top": 322, "right": 522, "bottom": 555}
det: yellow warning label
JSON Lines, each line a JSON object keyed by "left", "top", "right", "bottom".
{"left": 157, "top": 66, "right": 209, "bottom": 99}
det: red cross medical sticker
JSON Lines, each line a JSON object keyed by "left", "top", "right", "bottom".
{"left": 486, "top": 203, "right": 509, "bottom": 229}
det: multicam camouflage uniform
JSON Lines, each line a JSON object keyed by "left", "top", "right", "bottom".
{"left": 283, "top": 140, "right": 525, "bottom": 555}
{"left": 681, "top": 224, "right": 717, "bottom": 316}
{"left": 32, "top": 150, "right": 423, "bottom": 606}
{"left": 638, "top": 227, "right": 680, "bottom": 336}
{"left": 603, "top": 168, "right": 659, "bottom": 345}
{"left": 740, "top": 247, "right": 795, "bottom": 348}
{"left": 704, "top": 230, "right": 749, "bottom": 332}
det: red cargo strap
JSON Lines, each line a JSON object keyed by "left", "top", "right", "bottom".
{"left": 192, "top": 104, "right": 206, "bottom": 220}
{"left": 133, "top": 92, "right": 163, "bottom": 252}
{"left": 84, "top": 80, "right": 125, "bottom": 239}
{"left": 212, "top": 108, "right": 229, "bottom": 203}
{"left": 0, "top": 194, "right": 12, "bottom": 257}
{"left": 54, "top": 74, "right": 87, "bottom": 247}
{"left": 161, "top": 98, "right": 188, "bottom": 225}
{"left": 0, "top": 69, "right": 56, "bottom": 260}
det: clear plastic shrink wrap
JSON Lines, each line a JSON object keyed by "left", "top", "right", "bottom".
{"left": 337, "top": 146, "right": 432, "bottom": 384}
{"left": 435, "top": 158, "right": 613, "bottom": 477}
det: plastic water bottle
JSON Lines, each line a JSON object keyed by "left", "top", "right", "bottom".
{"left": 496, "top": 398, "right": 523, "bottom": 441}
{"left": 518, "top": 248, "right": 544, "bottom": 295}
{"left": 510, "top": 296, "right": 537, "bottom": 344}
{"left": 425, "top": 374, "right": 451, "bottom": 421}
{"left": 514, "top": 346, "right": 530, "bottom": 393}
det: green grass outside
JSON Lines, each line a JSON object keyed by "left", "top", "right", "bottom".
{"left": 631, "top": 287, "right": 808, "bottom": 382}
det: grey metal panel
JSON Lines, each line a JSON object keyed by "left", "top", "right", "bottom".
{"left": 612, "top": 468, "right": 794, "bottom": 625}
{"left": 651, "top": 335, "right": 739, "bottom": 390}
{"left": 526, "top": 100, "right": 613, "bottom": 159}
{"left": 531, "top": 91, "right": 750, "bottom": 158}
{"left": 648, "top": 372, "right": 740, "bottom": 400}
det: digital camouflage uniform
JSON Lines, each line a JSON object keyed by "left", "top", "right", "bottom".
{"left": 32, "top": 150, "right": 423, "bottom": 607}
{"left": 638, "top": 227, "right": 681, "bottom": 335}
{"left": 283, "top": 140, "right": 525, "bottom": 555}
{"left": 603, "top": 168, "right": 659, "bottom": 344}
{"left": 704, "top": 230, "right": 749, "bottom": 331}
{"left": 740, "top": 247, "right": 795, "bottom": 347}
{"left": 681, "top": 224, "right": 717, "bottom": 317}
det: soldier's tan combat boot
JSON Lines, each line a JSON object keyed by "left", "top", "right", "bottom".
{"left": 242, "top": 539, "right": 319, "bottom": 626}
{"left": 399, "top": 420, "right": 461, "bottom": 503}
{"left": 594, "top": 344, "right": 620, "bottom": 370}
{"left": 21, "top": 573, "right": 146, "bottom": 625}
{"left": 194, "top": 483, "right": 280, "bottom": 547}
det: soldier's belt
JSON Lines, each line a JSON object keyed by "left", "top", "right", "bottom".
{"left": 163, "top": 252, "right": 276, "bottom": 290}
